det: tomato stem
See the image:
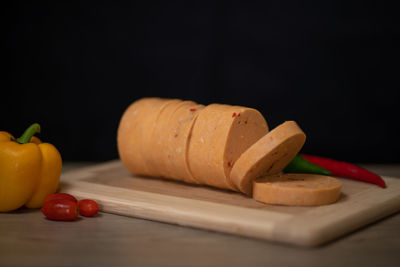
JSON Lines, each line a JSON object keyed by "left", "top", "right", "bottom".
{"left": 16, "top": 123, "right": 41, "bottom": 144}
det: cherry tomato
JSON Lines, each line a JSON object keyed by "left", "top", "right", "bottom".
{"left": 41, "top": 199, "right": 78, "bottom": 221}
{"left": 44, "top": 193, "right": 78, "bottom": 204}
{"left": 78, "top": 199, "right": 99, "bottom": 217}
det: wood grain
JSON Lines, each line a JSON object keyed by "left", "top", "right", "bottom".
{"left": 60, "top": 160, "right": 400, "bottom": 247}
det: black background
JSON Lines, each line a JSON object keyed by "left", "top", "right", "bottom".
{"left": 3, "top": 1, "right": 399, "bottom": 163}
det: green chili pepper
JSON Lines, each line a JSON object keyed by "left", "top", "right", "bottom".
{"left": 284, "top": 154, "right": 331, "bottom": 175}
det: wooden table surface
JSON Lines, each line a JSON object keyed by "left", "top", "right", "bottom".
{"left": 1, "top": 163, "right": 400, "bottom": 267}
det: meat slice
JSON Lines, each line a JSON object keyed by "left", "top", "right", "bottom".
{"left": 147, "top": 99, "right": 183, "bottom": 178}
{"left": 230, "top": 121, "right": 306, "bottom": 195}
{"left": 117, "top": 98, "right": 173, "bottom": 176}
{"left": 253, "top": 173, "right": 342, "bottom": 206}
{"left": 187, "top": 104, "right": 268, "bottom": 190}
{"left": 157, "top": 101, "right": 205, "bottom": 183}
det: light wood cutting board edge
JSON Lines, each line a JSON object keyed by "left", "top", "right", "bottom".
{"left": 60, "top": 160, "right": 400, "bottom": 247}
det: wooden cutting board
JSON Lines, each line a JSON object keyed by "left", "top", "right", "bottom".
{"left": 61, "top": 160, "right": 400, "bottom": 247}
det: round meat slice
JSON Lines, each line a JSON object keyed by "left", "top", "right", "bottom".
{"left": 117, "top": 98, "right": 172, "bottom": 176}
{"left": 147, "top": 99, "right": 183, "bottom": 178}
{"left": 230, "top": 121, "right": 306, "bottom": 195}
{"left": 164, "top": 102, "right": 205, "bottom": 184}
{"left": 252, "top": 174, "right": 342, "bottom": 206}
{"left": 188, "top": 104, "right": 268, "bottom": 190}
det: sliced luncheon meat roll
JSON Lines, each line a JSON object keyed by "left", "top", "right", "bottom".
{"left": 187, "top": 104, "right": 269, "bottom": 190}
{"left": 253, "top": 174, "right": 342, "bottom": 206}
{"left": 230, "top": 121, "right": 306, "bottom": 195}
{"left": 117, "top": 98, "right": 332, "bottom": 208}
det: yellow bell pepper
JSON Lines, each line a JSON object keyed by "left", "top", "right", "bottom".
{"left": 0, "top": 123, "right": 62, "bottom": 212}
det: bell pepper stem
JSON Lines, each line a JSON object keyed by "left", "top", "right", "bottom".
{"left": 16, "top": 123, "right": 41, "bottom": 144}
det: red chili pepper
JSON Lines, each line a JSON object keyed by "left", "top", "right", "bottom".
{"left": 78, "top": 199, "right": 99, "bottom": 217}
{"left": 301, "top": 154, "right": 386, "bottom": 188}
